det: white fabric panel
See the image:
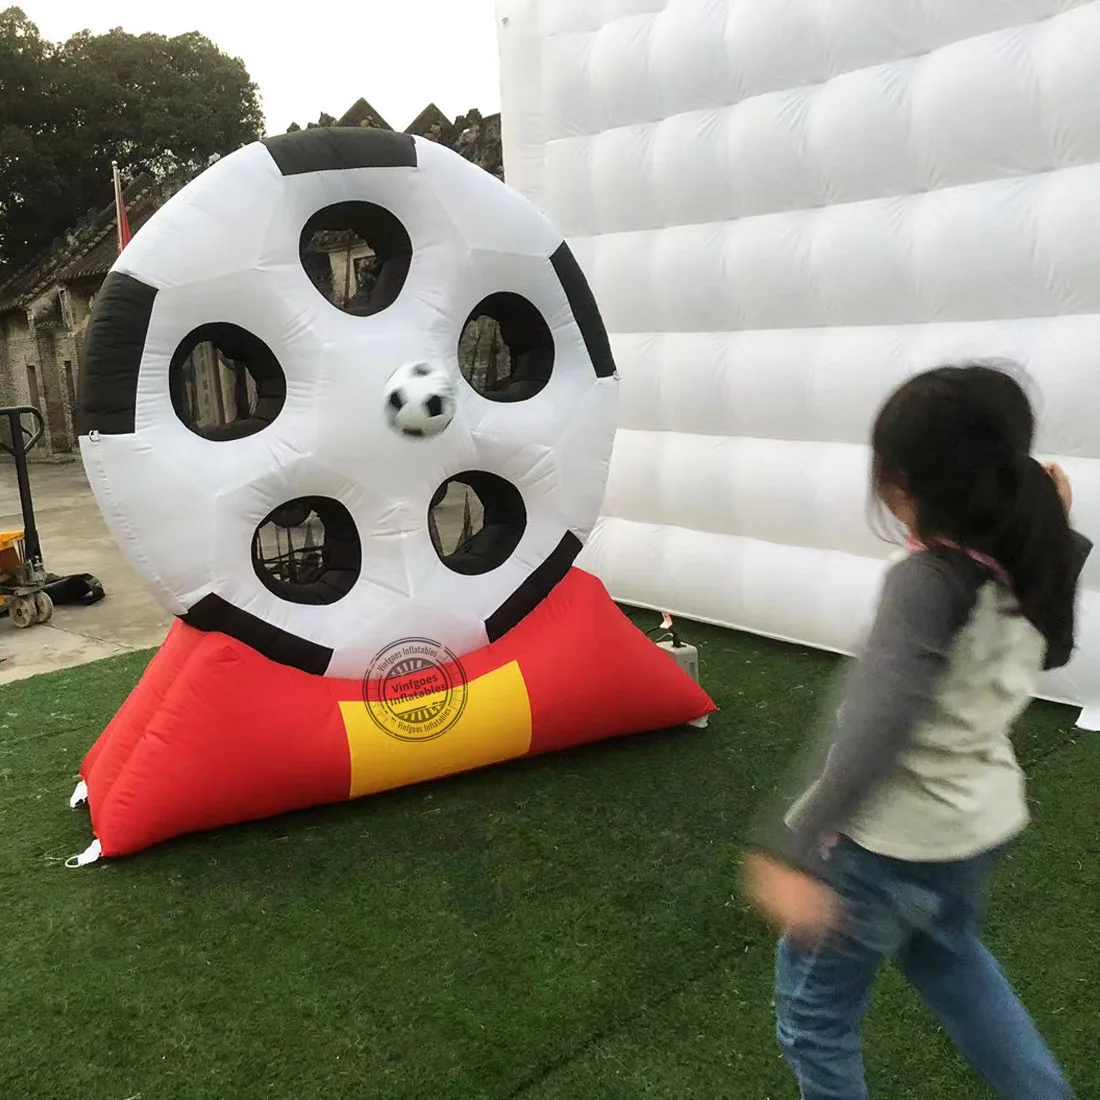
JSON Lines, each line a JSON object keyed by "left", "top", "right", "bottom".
{"left": 497, "top": 0, "right": 1100, "bottom": 713}
{"left": 497, "top": 0, "right": 549, "bottom": 205}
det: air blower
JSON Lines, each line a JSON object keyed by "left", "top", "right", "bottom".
{"left": 652, "top": 613, "right": 708, "bottom": 728}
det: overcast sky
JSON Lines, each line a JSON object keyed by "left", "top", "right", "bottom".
{"left": 18, "top": 0, "right": 503, "bottom": 135}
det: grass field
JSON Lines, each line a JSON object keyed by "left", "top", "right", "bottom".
{"left": 2, "top": 615, "right": 1097, "bottom": 1099}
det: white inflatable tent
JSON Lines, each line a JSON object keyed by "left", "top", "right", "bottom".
{"left": 496, "top": 0, "right": 1100, "bottom": 727}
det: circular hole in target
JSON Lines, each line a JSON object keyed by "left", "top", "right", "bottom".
{"left": 458, "top": 293, "right": 554, "bottom": 402}
{"left": 429, "top": 472, "right": 526, "bottom": 574}
{"left": 169, "top": 323, "right": 286, "bottom": 441}
{"left": 300, "top": 201, "right": 412, "bottom": 316}
{"left": 252, "top": 496, "right": 362, "bottom": 604}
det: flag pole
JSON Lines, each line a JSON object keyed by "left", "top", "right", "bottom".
{"left": 112, "top": 160, "right": 132, "bottom": 254}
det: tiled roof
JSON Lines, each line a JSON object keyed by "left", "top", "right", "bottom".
{"left": 0, "top": 173, "right": 164, "bottom": 311}
{"left": 405, "top": 103, "right": 454, "bottom": 140}
{"left": 336, "top": 98, "right": 392, "bottom": 131}
{"left": 56, "top": 199, "right": 162, "bottom": 283}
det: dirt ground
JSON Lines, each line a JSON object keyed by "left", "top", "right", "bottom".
{"left": 0, "top": 458, "right": 172, "bottom": 685}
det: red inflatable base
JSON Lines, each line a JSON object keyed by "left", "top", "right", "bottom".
{"left": 77, "top": 569, "right": 715, "bottom": 857}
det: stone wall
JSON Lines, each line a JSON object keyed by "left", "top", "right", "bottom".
{"left": 458, "top": 317, "right": 511, "bottom": 395}
{"left": 452, "top": 110, "right": 503, "bottom": 179}
{"left": 175, "top": 342, "right": 259, "bottom": 434}
{"left": 0, "top": 305, "right": 81, "bottom": 458}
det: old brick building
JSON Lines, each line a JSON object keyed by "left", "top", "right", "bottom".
{"left": 0, "top": 98, "right": 503, "bottom": 459}
{"left": 0, "top": 171, "right": 185, "bottom": 457}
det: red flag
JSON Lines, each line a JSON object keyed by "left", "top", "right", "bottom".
{"left": 112, "top": 161, "right": 132, "bottom": 253}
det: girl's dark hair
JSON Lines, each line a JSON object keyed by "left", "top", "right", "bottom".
{"left": 871, "top": 362, "right": 1077, "bottom": 663}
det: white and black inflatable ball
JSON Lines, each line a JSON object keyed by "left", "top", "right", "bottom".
{"left": 76, "top": 127, "right": 619, "bottom": 678}
{"left": 383, "top": 361, "right": 456, "bottom": 438}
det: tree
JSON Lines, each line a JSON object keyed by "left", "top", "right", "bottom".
{"left": 0, "top": 8, "right": 57, "bottom": 270}
{"left": 0, "top": 7, "right": 264, "bottom": 277}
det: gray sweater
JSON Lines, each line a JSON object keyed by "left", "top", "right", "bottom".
{"left": 768, "top": 535, "right": 1092, "bottom": 874}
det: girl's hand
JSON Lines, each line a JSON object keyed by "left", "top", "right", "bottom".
{"left": 742, "top": 851, "right": 842, "bottom": 947}
{"left": 1045, "top": 463, "right": 1072, "bottom": 515}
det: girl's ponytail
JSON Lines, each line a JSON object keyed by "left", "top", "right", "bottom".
{"left": 992, "top": 455, "right": 1080, "bottom": 669}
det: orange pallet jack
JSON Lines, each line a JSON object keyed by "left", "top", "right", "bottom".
{"left": 0, "top": 406, "right": 55, "bottom": 628}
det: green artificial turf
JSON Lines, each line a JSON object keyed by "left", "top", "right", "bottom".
{"left": 1, "top": 617, "right": 1097, "bottom": 1099}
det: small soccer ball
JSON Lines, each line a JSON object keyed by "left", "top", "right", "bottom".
{"left": 383, "top": 362, "right": 457, "bottom": 438}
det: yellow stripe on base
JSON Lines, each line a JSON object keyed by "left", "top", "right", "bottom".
{"left": 339, "top": 660, "right": 532, "bottom": 799}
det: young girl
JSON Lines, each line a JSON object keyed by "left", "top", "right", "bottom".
{"left": 744, "top": 363, "right": 1091, "bottom": 1099}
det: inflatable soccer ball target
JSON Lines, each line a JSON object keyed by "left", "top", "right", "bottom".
{"left": 79, "top": 128, "right": 618, "bottom": 677}
{"left": 71, "top": 127, "right": 713, "bottom": 860}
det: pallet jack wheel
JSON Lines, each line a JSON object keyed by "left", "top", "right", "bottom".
{"left": 34, "top": 590, "right": 53, "bottom": 624}
{"left": 10, "top": 595, "right": 37, "bottom": 628}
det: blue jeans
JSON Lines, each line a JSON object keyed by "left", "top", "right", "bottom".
{"left": 774, "top": 836, "right": 1074, "bottom": 1099}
